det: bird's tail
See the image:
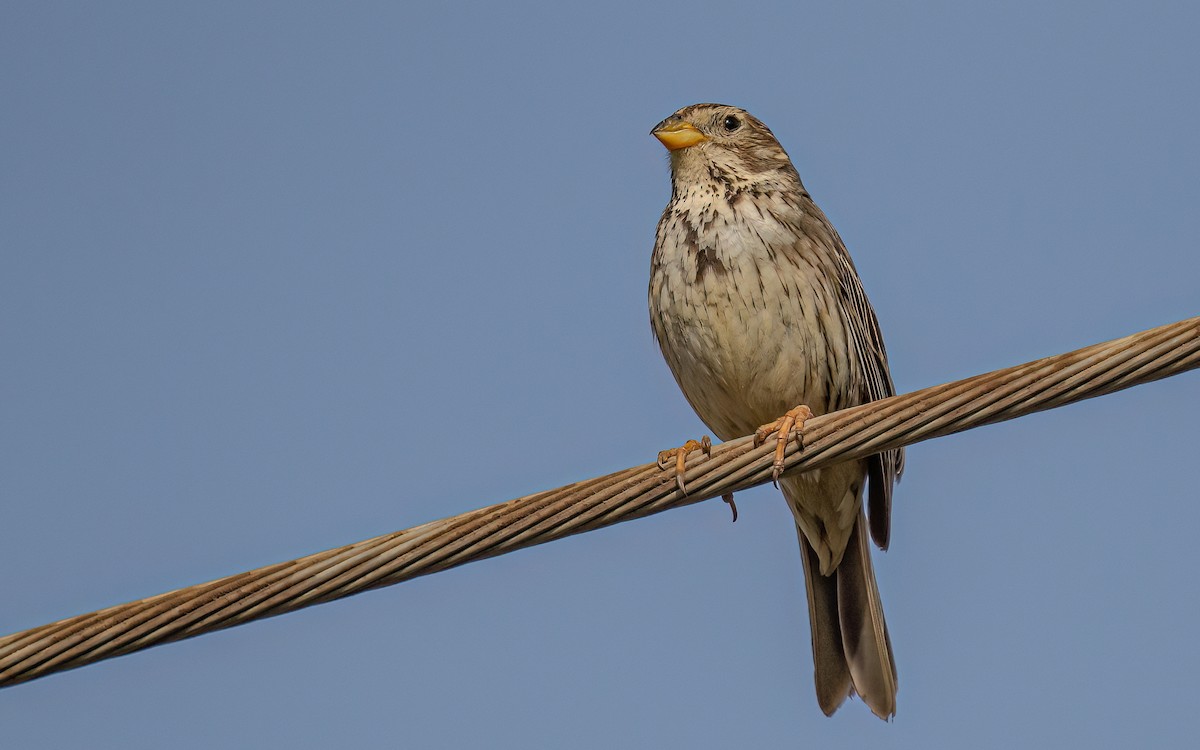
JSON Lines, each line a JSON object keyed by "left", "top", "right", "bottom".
{"left": 797, "top": 511, "right": 897, "bottom": 719}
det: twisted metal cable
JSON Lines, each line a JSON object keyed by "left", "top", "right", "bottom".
{"left": 2, "top": 316, "right": 1197, "bottom": 689}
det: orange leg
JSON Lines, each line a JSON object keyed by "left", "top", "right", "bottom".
{"left": 753, "top": 405, "right": 814, "bottom": 484}
{"left": 656, "top": 436, "right": 712, "bottom": 494}
{"left": 656, "top": 436, "right": 738, "bottom": 521}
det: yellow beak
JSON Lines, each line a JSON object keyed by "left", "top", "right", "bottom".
{"left": 652, "top": 119, "right": 707, "bottom": 151}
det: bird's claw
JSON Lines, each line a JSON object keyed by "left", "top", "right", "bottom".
{"left": 656, "top": 436, "right": 712, "bottom": 495}
{"left": 753, "top": 405, "right": 814, "bottom": 486}
{"left": 722, "top": 493, "right": 738, "bottom": 523}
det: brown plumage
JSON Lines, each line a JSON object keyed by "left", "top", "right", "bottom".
{"left": 648, "top": 103, "right": 903, "bottom": 719}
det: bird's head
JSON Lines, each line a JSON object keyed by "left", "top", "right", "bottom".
{"left": 651, "top": 103, "right": 801, "bottom": 196}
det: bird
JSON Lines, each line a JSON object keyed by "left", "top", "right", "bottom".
{"left": 647, "top": 103, "right": 904, "bottom": 719}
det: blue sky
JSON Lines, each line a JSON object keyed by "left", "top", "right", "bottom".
{"left": 2, "top": 2, "right": 1197, "bottom": 747}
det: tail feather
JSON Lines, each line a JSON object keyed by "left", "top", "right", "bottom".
{"left": 798, "top": 529, "right": 852, "bottom": 715}
{"left": 837, "top": 512, "right": 897, "bottom": 717}
{"left": 798, "top": 513, "right": 897, "bottom": 719}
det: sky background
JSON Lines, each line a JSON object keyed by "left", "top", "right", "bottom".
{"left": 2, "top": 2, "right": 1198, "bottom": 747}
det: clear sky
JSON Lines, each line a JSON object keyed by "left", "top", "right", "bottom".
{"left": 3, "top": 2, "right": 1197, "bottom": 748}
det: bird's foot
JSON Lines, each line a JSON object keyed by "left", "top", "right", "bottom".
{"left": 656, "top": 436, "right": 712, "bottom": 495}
{"left": 753, "top": 405, "right": 814, "bottom": 485}
{"left": 656, "top": 437, "right": 738, "bottom": 521}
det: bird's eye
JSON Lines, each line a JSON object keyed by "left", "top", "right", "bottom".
{"left": 722, "top": 115, "right": 741, "bottom": 131}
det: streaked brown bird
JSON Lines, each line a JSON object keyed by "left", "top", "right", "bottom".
{"left": 648, "top": 103, "right": 904, "bottom": 719}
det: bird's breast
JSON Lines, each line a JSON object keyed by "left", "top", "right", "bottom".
{"left": 649, "top": 193, "right": 853, "bottom": 439}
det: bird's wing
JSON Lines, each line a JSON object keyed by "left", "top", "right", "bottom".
{"left": 830, "top": 230, "right": 904, "bottom": 549}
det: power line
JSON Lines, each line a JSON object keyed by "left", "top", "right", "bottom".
{"left": 1, "top": 316, "right": 1196, "bottom": 689}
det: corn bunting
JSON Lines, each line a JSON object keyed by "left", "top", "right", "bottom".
{"left": 648, "top": 103, "right": 903, "bottom": 719}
